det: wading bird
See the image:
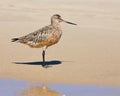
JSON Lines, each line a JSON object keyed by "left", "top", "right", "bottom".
{"left": 12, "top": 14, "right": 77, "bottom": 68}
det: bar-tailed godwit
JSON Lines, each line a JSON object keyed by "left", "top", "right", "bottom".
{"left": 12, "top": 14, "right": 77, "bottom": 68}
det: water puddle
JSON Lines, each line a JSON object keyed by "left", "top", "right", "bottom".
{"left": 0, "top": 78, "right": 120, "bottom": 96}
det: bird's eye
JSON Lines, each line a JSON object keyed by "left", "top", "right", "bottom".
{"left": 56, "top": 15, "right": 61, "bottom": 19}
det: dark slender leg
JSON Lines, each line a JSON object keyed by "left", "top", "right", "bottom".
{"left": 42, "top": 50, "right": 45, "bottom": 67}
{"left": 42, "top": 49, "right": 51, "bottom": 68}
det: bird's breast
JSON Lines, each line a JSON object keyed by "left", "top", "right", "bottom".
{"left": 44, "top": 30, "right": 62, "bottom": 46}
{"left": 31, "top": 30, "right": 62, "bottom": 48}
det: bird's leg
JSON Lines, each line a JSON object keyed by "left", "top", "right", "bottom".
{"left": 42, "top": 50, "right": 46, "bottom": 67}
{"left": 42, "top": 47, "right": 51, "bottom": 68}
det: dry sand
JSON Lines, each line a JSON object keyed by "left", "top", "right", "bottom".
{"left": 0, "top": 0, "right": 120, "bottom": 86}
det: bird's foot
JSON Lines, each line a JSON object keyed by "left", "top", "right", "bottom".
{"left": 42, "top": 64, "right": 52, "bottom": 68}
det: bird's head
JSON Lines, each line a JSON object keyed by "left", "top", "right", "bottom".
{"left": 51, "top": 14, "right": 77, "bottom": 25}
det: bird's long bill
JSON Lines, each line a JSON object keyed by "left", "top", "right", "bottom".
{"left": 61, "top": 19, "right": 77, "bottom": 25}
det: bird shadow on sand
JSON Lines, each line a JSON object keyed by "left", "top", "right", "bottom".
{"left": 14, "top": 60, "right": 62, "bottom": 67}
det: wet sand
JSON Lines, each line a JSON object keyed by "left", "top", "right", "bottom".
{"left": 0, "top": 0, "right": 120, "bottom": 86}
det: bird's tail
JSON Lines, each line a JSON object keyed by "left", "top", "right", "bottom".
{"left": 11, "top": 38, "right": 19, "bottom": 42}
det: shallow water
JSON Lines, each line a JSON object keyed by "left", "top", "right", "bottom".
{"left": 0, "top": 78, "right": 120, "bottom": 96}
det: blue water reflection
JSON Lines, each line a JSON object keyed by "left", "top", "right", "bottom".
{"left": 0, "top": 78, "right": 120, "bottom": 96}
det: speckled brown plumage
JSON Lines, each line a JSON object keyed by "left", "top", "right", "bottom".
{"left": 12, "top": 14, "right": 77, "bottom": 68}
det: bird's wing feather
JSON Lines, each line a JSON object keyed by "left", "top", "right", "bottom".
{"left": 19, "top": 25, "right": 54, "bottom": 45}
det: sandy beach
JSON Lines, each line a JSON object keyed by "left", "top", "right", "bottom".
{"left": 0, "top": 0, "right": 120, "bottom": 86}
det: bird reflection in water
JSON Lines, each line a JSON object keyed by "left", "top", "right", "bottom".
{"left": 21, "top": 85, "right": 62, "bottom": 96}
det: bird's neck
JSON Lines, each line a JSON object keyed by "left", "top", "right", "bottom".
{"left": 51, "top": 20, "right": 61, "bottom": 30}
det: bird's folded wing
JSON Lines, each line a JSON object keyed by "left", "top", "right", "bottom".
{"left": 19, "top": 25, "right": 53, "bottom": 45}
